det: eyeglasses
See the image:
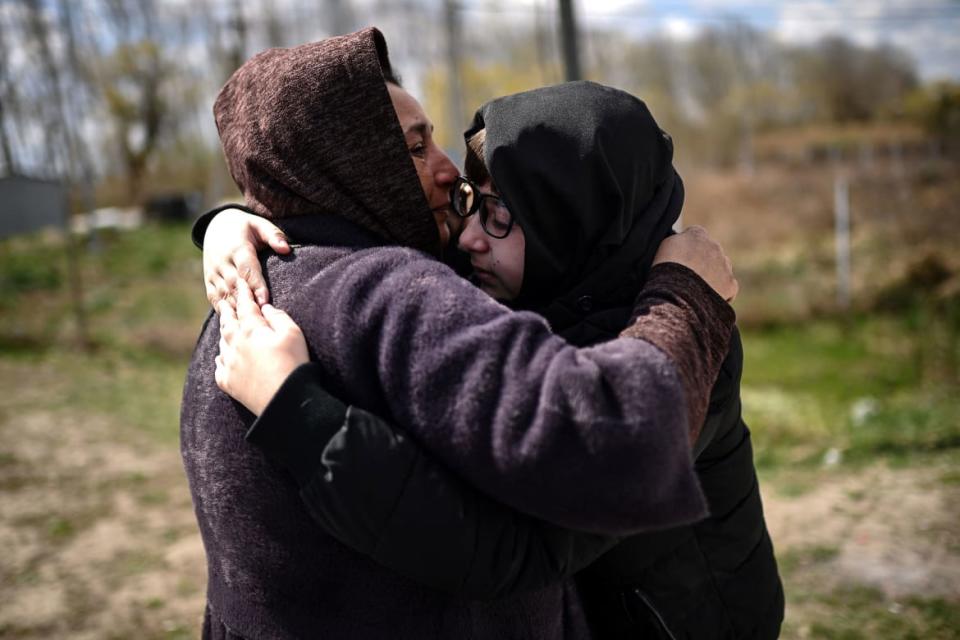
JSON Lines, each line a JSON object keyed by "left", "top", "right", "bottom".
{"left": 449, "top": 176, "right": 515, "bottom": 239}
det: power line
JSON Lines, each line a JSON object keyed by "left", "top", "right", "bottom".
{"left": 458, "top": 4, "right": 960, "bottom": 23}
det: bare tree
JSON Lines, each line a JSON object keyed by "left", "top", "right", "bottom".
{"left": 19, "top": 0, "right": 71, "bottom": 174}
{"left": 0, "top": 16, "right": 19, "bottom": 175}
{"left": 99, "top": 39, "right": 170, "bottom": 203}
{"left": 76, "top": 0, "right": 186, "bottom": 204}
{"left": 794, "top": 36, "right": 918, "bottom": 123}
{"left": 55, "top": 0, "right": 97, "bottom": 186}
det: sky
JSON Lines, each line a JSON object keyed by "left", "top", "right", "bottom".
{"left": 3, "top": 0, "right": 957, "bottom": 176}
{"left": 500, "top": 0, "right": 960, "bottom": 81}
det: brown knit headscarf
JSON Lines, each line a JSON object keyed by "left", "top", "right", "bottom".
{"left": 213, "top": 27, "right": 440, "bottom": 255}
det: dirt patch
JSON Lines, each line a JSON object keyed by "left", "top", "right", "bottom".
{"left": 764, "top": 461, "right": 960, "bottom": 600}
{"left": 0, "top": 410, "right": 204, "bottom": 639}
{"left": 1, "top": 392, "right": 957, "bottom": 638}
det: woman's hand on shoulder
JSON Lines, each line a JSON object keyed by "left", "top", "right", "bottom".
{"left": 653, "top": 226, "right": 739, "bottom": 302}
{"left": 215, "top": 281, "right": 309, "bottom": 416}
{"left": 204, "top": 209, "right": 291, "bottom": 308}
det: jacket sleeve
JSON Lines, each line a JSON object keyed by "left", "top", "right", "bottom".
{"left": 692, "top": 326, "right": 744, "bottom": 459}
{"left": 280, "top": 248, "right": 735, "bottom": 534}
{"left": 190, "top": 203, "right": 255, "bottom": 249}
{"left": 620, "top": 264, "right": 739, "bottom": 444}
{"left": 247, "top": 363, "right": 619, "bottom": 599}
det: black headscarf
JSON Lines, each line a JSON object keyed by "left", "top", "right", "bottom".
{"left": 465, "top": 81, "right": 682, "bottom": 343}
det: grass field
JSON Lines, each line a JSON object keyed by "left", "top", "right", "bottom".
{"left": 1, "top": 202, "right": 958, "bottom": 637}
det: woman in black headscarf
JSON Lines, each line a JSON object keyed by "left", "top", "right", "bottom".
{"left": 450, "top": 81, "right": 783, "bottom": 639}
{"left": 208, "top": 81, "right": 782, "bottom": 638}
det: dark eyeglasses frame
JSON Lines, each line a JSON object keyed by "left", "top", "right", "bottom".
{"left": 449, "top": 176, "right": 515, "bottom": 239}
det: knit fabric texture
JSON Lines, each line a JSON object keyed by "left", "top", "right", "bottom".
{"left": 213, "top": 27, "right": 440, "bottom": 255}
{"left": 620, "top": 262, "right": 736, "bottom": 442}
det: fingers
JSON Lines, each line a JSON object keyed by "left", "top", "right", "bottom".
{"left": 234, "top": 246, "right": 271, "bottom": 306}
{"left": 216, "top": 302, "right": 237, "bottom": 392}
{"left": 262, "top": 303, "right": 310, "bottom": 366}
{"left": 235, "top": 279, "right": 269, "bottom": 332}
{"left": 685, "top": 225, "right": 707, "bottom": 238}
{"left": 217, "top": 298, "right": 237, "bottom": 323}
{"left": 214, "top": 353, "right": 227, "bottom": 391}
{"left": 261, "top": 304, "right": 299, "bottom": 336}
{"left": 206, "top": 264, "right": 227, "bottom": 307}
{"left": 220, "top": 269, "right": 238, "bottom": 306}
{"left": 207, "top": 263, "right": 239, "bottom": 308}
{"left": 651, "top": 225, "right": 739, "bottom": 301}
{"left": 206, "top": 280, "right": 220, "bottom": 307}
{"left": 217, "top": 299, "right": 238, "bottom": 339}
{"left": 203, "top": 210, "right": 282, "bottom": 309}
{"left": 727, "top": 278, "right": 740, "bottom": 303}
{"left": 207, "top": 255, "right": 267, "bottom": 307}
{"left": 721, "top": 245, "right": 737, "bottom": 302}
{"left": 251, "top": 217, "right": 291, "bottom": 255}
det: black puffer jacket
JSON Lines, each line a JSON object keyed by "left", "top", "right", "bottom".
{"left": 244, "top": 316, "right": 782, "bottom": 638}
{"left": 574, "top": 330, "right": 785, "bottom": 640}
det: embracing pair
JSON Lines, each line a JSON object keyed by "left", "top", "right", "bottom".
{"left": 181, "top": 27, "right": 783, "bottom": 640}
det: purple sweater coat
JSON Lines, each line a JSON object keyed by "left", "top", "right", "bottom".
{"left": 182, "top": 28, "right": 733, "bottom": 639}
{"left": 182, "top": 215, "right": 731, "bottom": 639}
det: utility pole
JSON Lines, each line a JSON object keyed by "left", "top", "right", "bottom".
{"left": 0, "top": 99, "right": 16, "bottom": 176}
{"left": 834, "top": 172, "right": 851, "bottom": 311}
{"left": 443, "top": 0, "right": 465, "bottom": 159}
{"left": 558, "top": 0, "right": 582, "bottom": 81}
{"left": 0, "top": 17, "right": 16, "bottom": 175}
{"left": 533, "top": 0, "right": 551, "bottom": 84}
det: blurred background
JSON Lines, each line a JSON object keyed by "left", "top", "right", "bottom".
{"left": 0, "top": 1, "right": 958, "bottom": 638}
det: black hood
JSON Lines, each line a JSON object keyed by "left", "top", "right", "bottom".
{"left": 465, "top": 81, "right": 682, "bottom": 337}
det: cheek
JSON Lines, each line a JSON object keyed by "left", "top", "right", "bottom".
{"left": 432, "top": 210, "right": 450, "bottom": 246}
{"left": 415, "top": 164, "right": 433, "bottom": 196}
{"left": 489, "top": 242, "right": 524, "bottom": 297}
{"left": 507, "top": 235, "right": 525, "bottom": 289}
{"left": 509, "top": 254, "right": 524, "bottom": 292}
{"left": 446, "top": 215, "right": 464, "bottom": 236}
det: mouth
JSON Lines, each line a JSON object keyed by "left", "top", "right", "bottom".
{"left": 472, "top": 265, "right": 497, "bottom": 283}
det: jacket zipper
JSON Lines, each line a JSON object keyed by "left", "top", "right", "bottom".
{"left": 632, "top": 588, "right": 678, "bottom": 640}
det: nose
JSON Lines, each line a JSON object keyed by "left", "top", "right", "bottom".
{"left": 457, "top": 214, "right": 488, "bottom": 253}
{"left": 432, "top": 147, "right": 459, "bottom": 189}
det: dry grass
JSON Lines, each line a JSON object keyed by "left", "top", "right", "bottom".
{"left": 682, "top": 153, "right": 960, "bottom": 324}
